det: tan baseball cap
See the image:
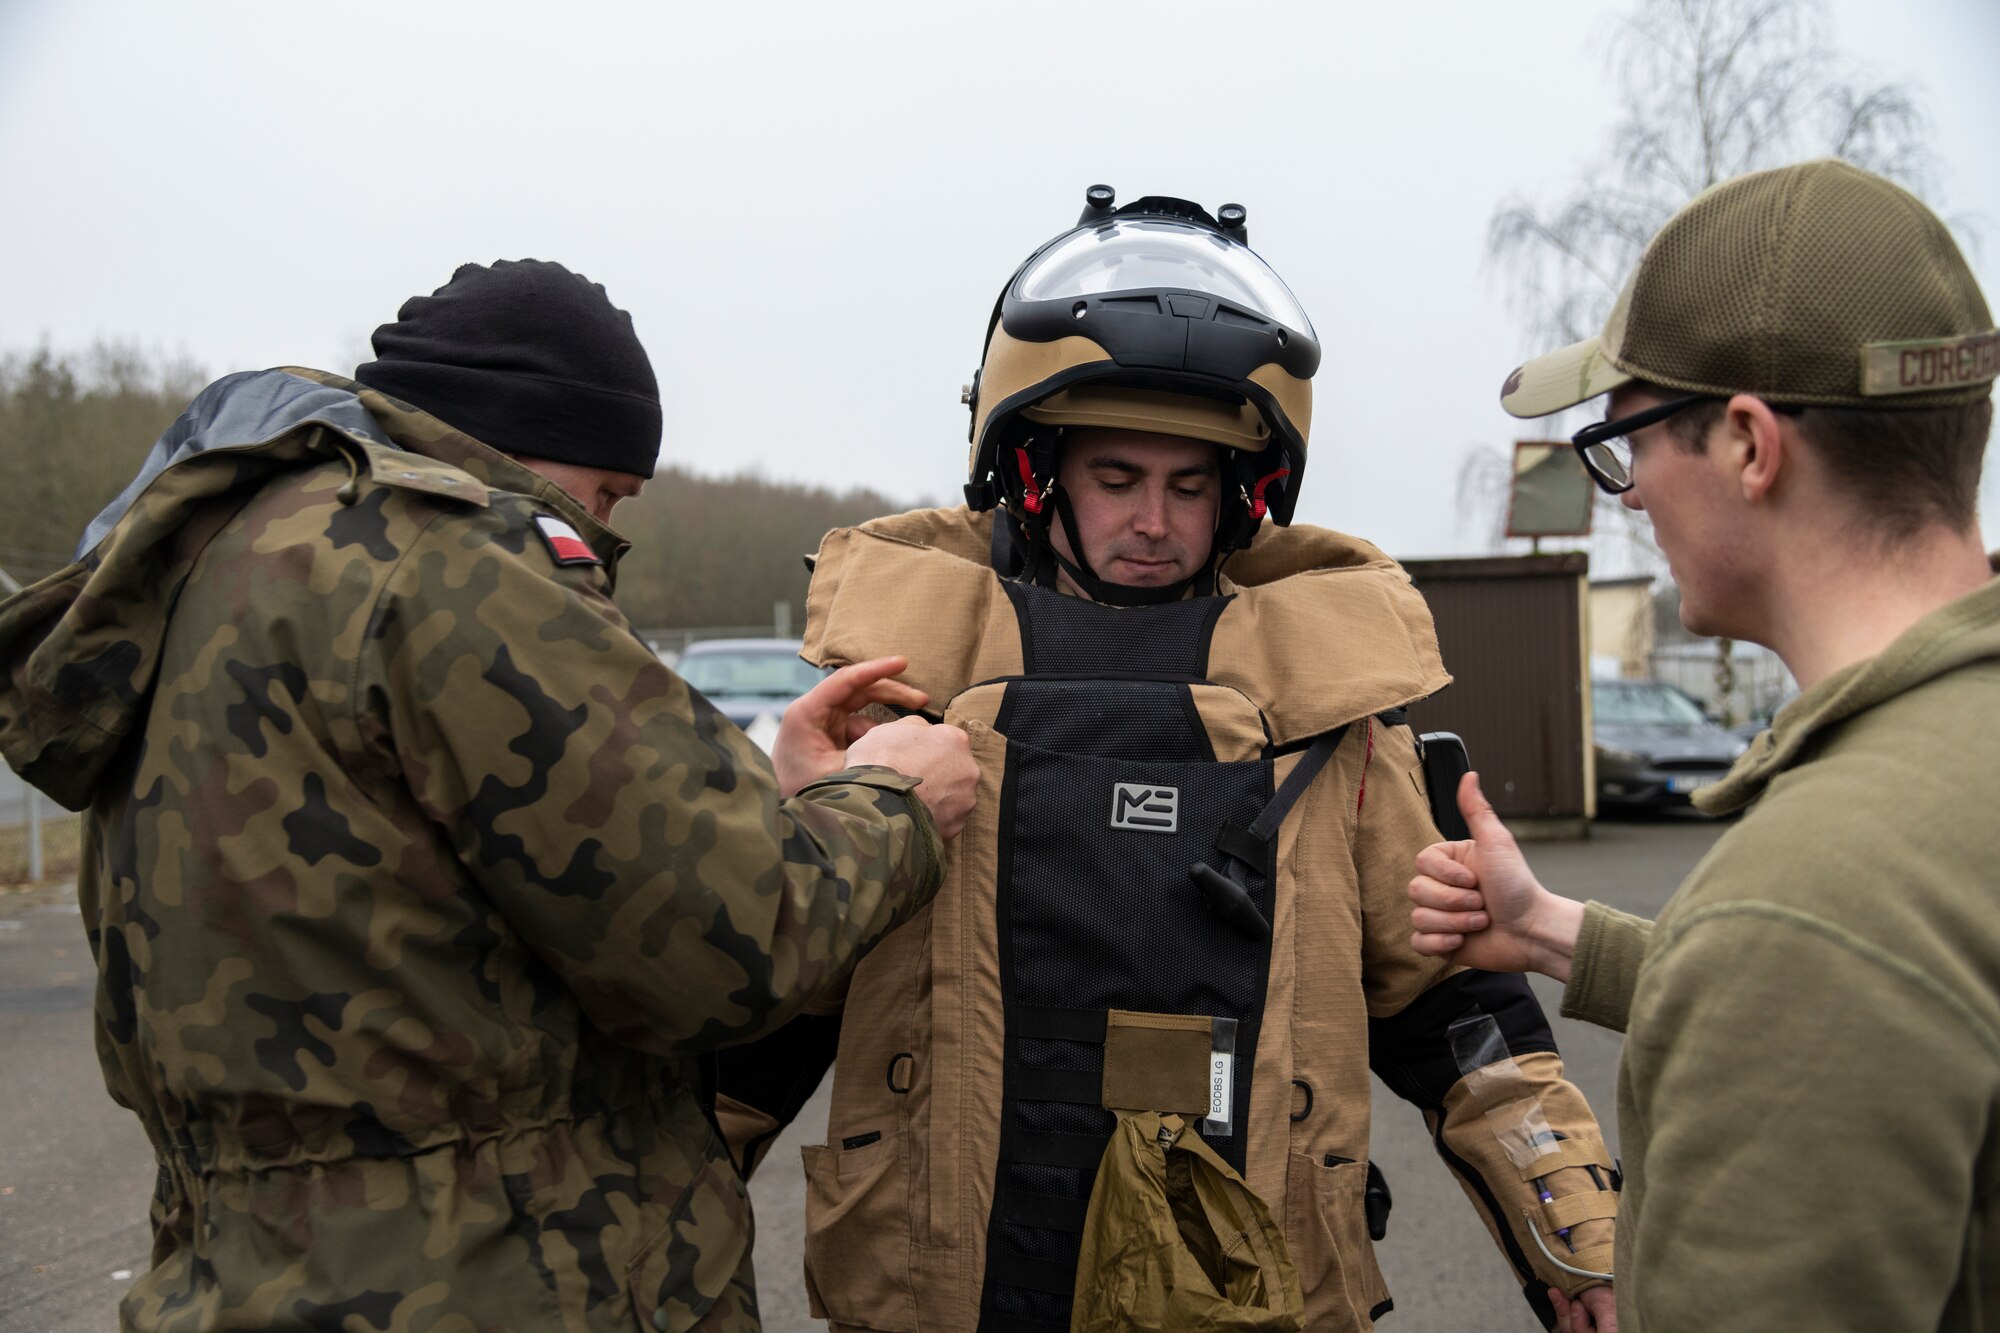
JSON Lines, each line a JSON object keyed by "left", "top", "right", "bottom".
{"left": 1501, "top": 159, "right": 1997, "bottom": 418}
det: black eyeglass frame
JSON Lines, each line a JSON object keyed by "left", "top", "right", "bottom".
{"left": 1570, "top": 393, "right": 1804, "bottom": 495}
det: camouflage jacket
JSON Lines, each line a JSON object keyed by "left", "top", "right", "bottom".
{"left": 0, "top": 368, "right": 944, "bottom": 1333}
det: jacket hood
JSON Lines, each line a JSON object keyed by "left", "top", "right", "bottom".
{"left": 0, "top": 367, "right": 619, "bottom": 811}
{"left": 1698, "top": 574, "right": 2000, "bottom": 814}
{"left": 73, "top": 370, "right": 396, "bottom": 556}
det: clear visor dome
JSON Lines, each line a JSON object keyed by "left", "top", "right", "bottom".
{"left": 1012, "top": 218, "right": 1313, "bottom": 335}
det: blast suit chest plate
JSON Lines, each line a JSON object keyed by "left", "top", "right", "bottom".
{"left": 972, "top": 582, "right": 1286, "bottom": 1331}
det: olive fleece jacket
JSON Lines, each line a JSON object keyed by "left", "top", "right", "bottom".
{"left": 1563, "top": 575, "right": 2000, "bottom": 1331}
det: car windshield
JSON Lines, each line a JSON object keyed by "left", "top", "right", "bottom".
{"left": 1595, "top": 682, "right": 1709, "bottom": 726}
{"left": 679, "top": 649, "right": 826, "bottom": 699}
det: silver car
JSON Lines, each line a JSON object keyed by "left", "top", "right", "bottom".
{"left": 1593, "top": 679, "right": 1747, "bottom": 810}
{"left": 674, "top": 638, "right": 829, "bottom": 746}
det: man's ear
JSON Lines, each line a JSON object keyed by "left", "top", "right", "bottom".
{"left": 1723, "top": 394, "right": 1787, "bottom": 504}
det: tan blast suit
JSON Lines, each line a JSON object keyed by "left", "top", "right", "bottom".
{"left": 727, "top": 506, "right": 1618, "bottom": 1332}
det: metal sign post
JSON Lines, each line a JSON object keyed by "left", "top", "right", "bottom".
{"left": 1505, "top": 442, "right": 1596, "bottom": 543}
{"left": 24, "top": 783, "right": 43, "bottom": 884}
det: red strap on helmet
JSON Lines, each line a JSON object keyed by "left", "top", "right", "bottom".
{"left": 1249, "top": 467, "right": 1292, "bottom": 520}
{"left": 1015, "top": 446, "right": 1045, "bottom": 515}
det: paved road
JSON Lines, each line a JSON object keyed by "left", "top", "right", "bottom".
{"left": 0, "top": 768, "right": 26, "bottom": 830}
{"left": 0, "top": 883, "right": 153, "bottom": 1333}
{"left": 0, "top": 813, "right": 1725, "bottom": 1332}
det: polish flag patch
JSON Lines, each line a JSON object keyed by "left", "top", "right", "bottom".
{"left": 533, "top": 514, "right": 601, "bottom": 567}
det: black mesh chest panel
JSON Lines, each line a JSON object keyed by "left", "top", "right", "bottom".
{"left": 978, "top": 582, "right": 1278, "bottom": 1332}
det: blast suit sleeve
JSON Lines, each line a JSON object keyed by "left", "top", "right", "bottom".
{"left": 360, "top": 498, "right": 945, "bottom": 1057}
{"left": 1355, "top": 723, "right": 1618, "bottom": 1322}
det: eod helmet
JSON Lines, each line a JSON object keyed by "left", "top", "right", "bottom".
{"left": 964, "top": 186, "right": 1319, "bottom": 601}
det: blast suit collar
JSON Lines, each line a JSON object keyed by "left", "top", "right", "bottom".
{"left": 805, "top": 505, "right": 1449, "bottom": 749}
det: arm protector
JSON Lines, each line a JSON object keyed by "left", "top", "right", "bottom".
{"left": 1371, "top": 969, "right": 1619, "bottom": 1327}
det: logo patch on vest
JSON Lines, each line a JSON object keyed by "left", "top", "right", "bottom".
{"left": 533, "top": 514, "right": 601, "bottom": 567}
{"left": 1110, "top": 783, "right": 1178, "bottom": 832}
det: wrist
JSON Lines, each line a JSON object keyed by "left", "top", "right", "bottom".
{"left": 1525, "top": 892, "right": 1585, "bottom": 983}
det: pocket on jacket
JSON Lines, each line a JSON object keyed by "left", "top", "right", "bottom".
{"left": 802, "top": 1129, "right": 918, "bottom": 1332}
{"left": 625, "top": 1154, "right": 754, "bottom": 1333}
{"left": 1285, "top": 1153, "right": 1391, "bottom": 1330}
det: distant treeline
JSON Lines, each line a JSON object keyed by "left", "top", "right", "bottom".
{"left": 0, "top": 345, "right": 918, "bottom": 626}
{"left": 0, "top": 345, "right": 206, "bottom": 584}
{"left": 612, "top": 469, "right": 914, "bottom": 630}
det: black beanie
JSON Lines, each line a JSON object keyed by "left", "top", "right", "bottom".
{"left": 354, "top": 259, "right": 662, "bottom": 477}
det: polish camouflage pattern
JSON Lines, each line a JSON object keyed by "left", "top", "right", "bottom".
{"left": 0, "top": 368, "right": 944, "bottom": 1332}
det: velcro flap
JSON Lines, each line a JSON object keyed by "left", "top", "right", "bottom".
{"left": 1540, "top": 1191, "right": 1620, "bottom": 1232}
{"left": 1101, "top": 1011, "right": 1211, "bottom": 1115}
{"left": 1514, "top": 1135, "right": 1615, "bottom": 1181}
{"left": 1561, "top": 1244, "right": 1617, "bottom": 1291}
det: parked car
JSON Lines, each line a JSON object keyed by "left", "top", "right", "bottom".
{"left": 1593, "top": 678, "right": 1748, "bottom": 810}
{"left": 673, "top": 638, "right": 829, "bottom": 744}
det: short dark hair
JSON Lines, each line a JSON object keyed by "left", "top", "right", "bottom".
{"left": 1658, "top": 388, "right": 1991, "bottom": 541}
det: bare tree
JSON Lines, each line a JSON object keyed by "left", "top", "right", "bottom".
{"left": 1467, "top": 0, "right": 1948, "bottom": 720}
{"left": 1489, "top": 0, "right": 1940, "bottom": 351}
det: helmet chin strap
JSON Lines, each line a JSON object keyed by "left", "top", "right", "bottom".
{"left": 1044, "top": 487, "right": 1213, "bottom": 606}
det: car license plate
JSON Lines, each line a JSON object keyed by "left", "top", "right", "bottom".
{"left": 1668, "top": 775, "right": 1720, "bottom": 794}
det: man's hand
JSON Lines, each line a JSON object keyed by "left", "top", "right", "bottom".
{"left": 773, "top": 656, "right": 929, "bottom": 798}
{"left": 848, "top": 715, "right": 978, "bottom": 839}
{"left": 1551, "top": 1283, "right": 1617, "bottom": 1332}
{"left": 1406, "top": 770, "right": 1584, "bottom": 982}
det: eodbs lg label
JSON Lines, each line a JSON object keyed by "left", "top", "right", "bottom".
{"left": 1110, "top": 783, "right": 1178, "bottom": 833}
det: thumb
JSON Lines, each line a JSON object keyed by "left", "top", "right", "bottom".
{"left": 1458, "top": 770, "right": 1516, "bottom": 849}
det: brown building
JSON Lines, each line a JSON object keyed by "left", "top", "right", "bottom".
{"left": 1403, "top": 553, "right": 1593, "bottom": 838}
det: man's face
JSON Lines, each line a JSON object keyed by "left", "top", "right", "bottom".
{"left": 1050, "top": 428, "right": 1221, "bottom": 589}
{"left": 1605, "top": 385, "right": 1753, "bottom": 639}
{"left": 508, "top": 456, "right": 646, "bottom": 525}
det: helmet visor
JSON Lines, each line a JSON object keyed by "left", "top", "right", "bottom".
{"left": 1012, "top": 218, "right": 1313, "bottom": 334}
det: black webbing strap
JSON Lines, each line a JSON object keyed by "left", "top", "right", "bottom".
{"left": 1191, "top": 723, "right": 1351, "bottom": 939}
{"left": 983, "top": 1313, "right": 1069, "bottom": 1333}
{"left": 993, "top": 1181, "right": 1092, "bottom": 1234}
{"left": 1006, "top": 1008, "right": 1110, "bottom": 1107}
{"left": 990, "top": 501, "right": 1017, "bottom": 575}
{"left": 1247, "top": 722, "right": 1351, "bottom": 846}
{"left": 1006, "top": 1065, "right": 1100, "bottom": 1106}
{"left": 1004, "top": 1129, "right": 1110, "bottom": 1170}
{"left": 1212, "top": 820, "right": 1268, "bottom": 868}
{"left": 984, "top": 1249, "right": 1079, "bottom": 1297}
{"left": 1012, "top": 1005, "right": 1108, "bottom": 1044}
{"left": 982, "top": 1314, "right": 1069, "bottom": 1333}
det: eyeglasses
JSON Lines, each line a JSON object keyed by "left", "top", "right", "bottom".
{"left": 1569, "top": 394, "right": 1715, "bottom": 495}
{"left": 1571, "top": 394, "right": 1805, "bottom": 495}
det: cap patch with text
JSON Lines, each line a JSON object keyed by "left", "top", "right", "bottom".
{"left": 1861, "top": 330, "right": 1999, "bottom": 397}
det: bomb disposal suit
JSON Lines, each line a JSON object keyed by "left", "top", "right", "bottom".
{"left": 739, "top": 192, "right": 1620, "bottom": 1331}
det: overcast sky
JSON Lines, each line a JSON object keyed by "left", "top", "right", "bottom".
{"left": 2, "top": 0, "right": 1994, "bottom": 560}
